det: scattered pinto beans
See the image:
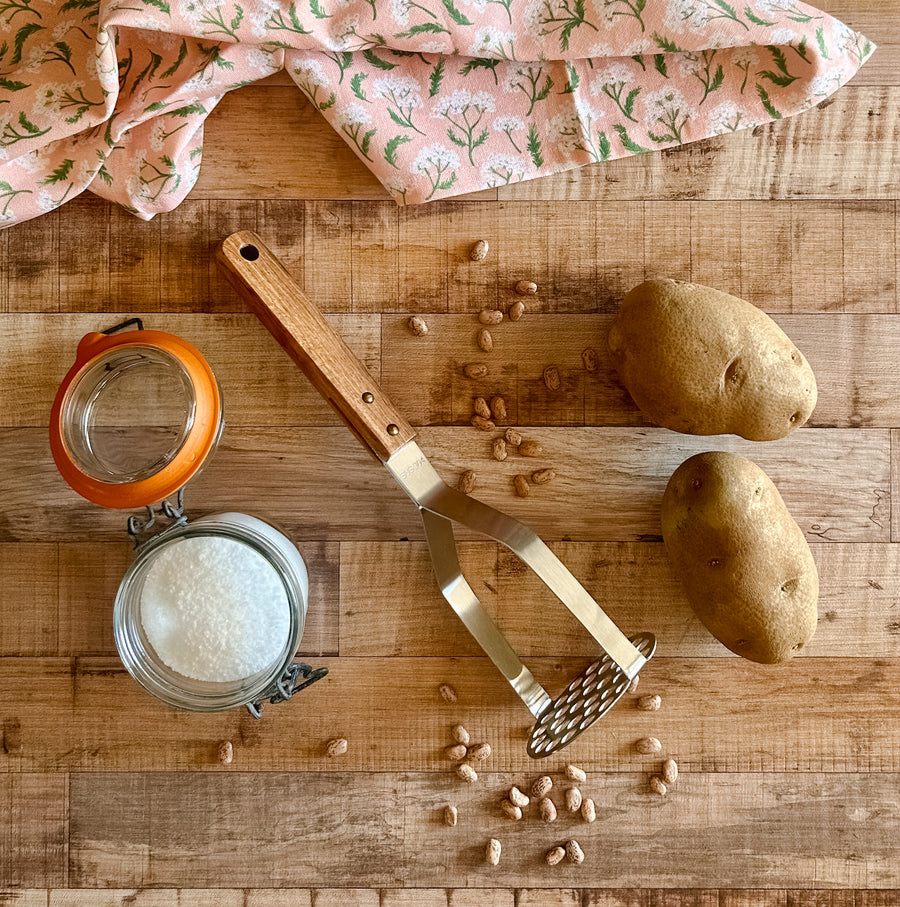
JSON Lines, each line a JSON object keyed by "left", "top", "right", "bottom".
{"left": 464, "top": 363, "right": 488, "bottom": 379}
{"left": 492, "top": 437, "right": 508, "bottom": 461}
{"left": 469, "top": 240, "right": 489, "bottom": 261}
{"left": 490, "top": 395, "right": 507, "bottom": 421}
{"left": 478, "top": 308, "right": 503, "bottom": 325}
{"left": 473, "top": 396, "right": 491, "bottom": 419}
{"left": 513, "top": 475, "right": 530, "bottom": 498}
{"left": 543, "top": 365, "right": 561, "bottom": 391}
{"left": 509, "top": 301, "right": 526, "bottom": 321}
{"left": 515, "top": 280, "right": 538, "bottom": 296}
{"left": 531, "top": 468, "right": 556, "bottom": 485}
{"left": 458, "top": 470, "right": 476, "bottom": 494}
{"left": 638, "top": 694, "right": 661, "bottom": 711}
{"left": 407, "top": 316, "right": 428, "bottom": 336}
{"left": 518, "top": 439, "right": 544, "bottom": 457}
{"left": 635, "top": 736, "right": 662, "bottom": 755}
{"left": 471, "top": 415, "right": 496, "bottom": 432}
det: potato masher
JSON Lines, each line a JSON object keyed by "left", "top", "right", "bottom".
{"left": 217, "top": 231, "right": 656, "bottom": 758}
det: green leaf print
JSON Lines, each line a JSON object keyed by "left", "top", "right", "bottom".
{"left": 527, "top": 123, "right": 543, "bottom": 167}
{"left": 815, "top": 27, "right": 829, "bottom": 60}
{"left": 360, "top": 129, "right": 376, "bottom": 157}
{"left": 309, "top": 0, "right": 330, "bottom": 19}
{"left": 758, "top": 68, "right": 796, "bottom": 87}
{"left": 613, "top": 123, "right": 649, "bottom": 154}
{"left": 348, "top": 73, "right": 367, "bottom": 102}
{"left": 318, "top": 93, "right": 336, "bottom": 110}
{"left": 395, "top": 22, "right": 449, "bottom": 38}
{"left": 429, "top": 58, "right": 444, "bottom": 97}
{"left": 603, "top": 0, "right": 646, "bottom": 34}
{"left": 12, "top": 22, "right": 42, "bottom": 64}
{"left": 653, "top": 54, "right": 667, "bottom": 78}
{"left": 598, "top": 130, "right": 611, "bottom": 161}
{"left": 59, "top": 0, "right": 99, "bottom": 13}
{"left": 41, "top": 158, "right": 74, "bottom": 184}
{"left": 441, "top": 0, "right": 471, "bottom": 26}
{"left": 744, "top": 6, "right": 774, "bottom": 26}
{"left": 131, "top": 51, "right": 163, "bottom": 94}
{"left": 651, "top": 32, "right": 682, "bottom": 53}
{"left": 384, "top": 133, "right": 411, "bottom": 167}
{"left": 793, "top": 34, "right": 810, "bottom": 62}
{"left": 623, "top": 87, "right": 640, "bottom": 119}
{"left": 437, "top": 171, "right": 457, "bottom": 191}
{"left": 459, "top": 58, "right": 500, "bottom": 85}
{"left": 363, "top": 49, "right": 395, "bottom": 70}
{"left": 631, "top": 54, "right": 646, "bottom": 71}
{"left": 560, "top": 61, "right": 579, "bottom": 94}
{"left": 161, "top": 39, "right": 188, "bottom": 77}
{"left": 0, "top": 180, "right": 32, "bottom": 216}
{"left": 168, "top": 102, "right": 208, "bottom": 117}
{"left": 0, "top": 0, "right": 40, "bottom": 22}
{"left": 141, "top": 0, "right": 171, "bottom": 14}
{"left": 266, "top": 4, "right": 311, "bottom": 35}
{"left": 0, "top": 76, "right": 29, "bottom": 91}
{"left": 756, "top": 83, "right": 782, "bottom": 119}
{"left": 766, "top": 45, "right": 793, "bottom": 76}
{"left": 0, "top": 110, "right": 51, "bottom": 147}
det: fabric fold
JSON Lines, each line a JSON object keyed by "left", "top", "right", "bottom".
{"left": 0, "top": 0, "right": 874, "bottom": 224}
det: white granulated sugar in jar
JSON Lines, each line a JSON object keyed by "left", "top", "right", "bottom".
{"left": 140, "top": 535, "right": 290, "bottom": 682}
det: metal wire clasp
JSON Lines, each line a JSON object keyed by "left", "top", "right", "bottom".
{"left": 246, "top": 661, "right": 329, "bottom": 718}
{"left": 126, "top": 487, "right": 187, "bottom": 550}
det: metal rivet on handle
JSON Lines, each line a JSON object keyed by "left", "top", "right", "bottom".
{"left": 362, "top": 392, "right": 374, "bottom": 404}
{"left": 387, "top": 424, "right": 400, "bottom": 436}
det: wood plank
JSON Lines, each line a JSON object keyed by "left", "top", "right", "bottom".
{"left": 6, "top": 211, "right": 59, "bottom": 313}
{"left": 497, "top": 90, "right": 900, "bottom": 202}
{"left": 0, "top": 313, "right": 379, "bottom": 429}
{"left": 57, "top": 196, "right": 111, "bottom": 312}
{"left": 341, "top": 541, "right": 900, "bottom": 658}
{"left": 0, "top": 893, "right": 47, "bottom": 906}
{"left": 5, "top": 536, "right": 896, "bottom": 661}
{"left": 69, "top": 773, "right": 406, "bottom": 887}
{"left": 68, "top": 772, "right": 900, "bottom": 887}
{"left": 0, "top": 775, "right": 67, "bottom": 887}
{"left": 48, "top": 894, "right": 245, "bottom": 907}
{"left": 7, "top": 200, "right": 897, "bottom": 315}
{"left": 843, "top": 202, "right": 898, "bottom": 313}
{"left": 11, "top": 309, "right": 900, "bottom": 429}
{"left": 3, "top": 656, "right": 898, "bottom": 771}
{"left": 0, "top": 544, "right": 57, "bottom": 656}
{"left": 0, "top": 427, "right": 887, "bottom": 543}
{"left": 107, "top": 206, "right": 160, "bottom": 312}
{"left": 15, "top": 892, "right": 900, "bottom": 907}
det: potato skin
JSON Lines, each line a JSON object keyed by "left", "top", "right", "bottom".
{"left": 661, "top": 451, "right": 818, "bottom": 664}
{"left": 608, "top": 279, "right": 817, "bottom": 441}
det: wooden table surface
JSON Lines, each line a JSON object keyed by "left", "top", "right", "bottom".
{"left": 2, "top": 1, "right": 900, "bottom": 903}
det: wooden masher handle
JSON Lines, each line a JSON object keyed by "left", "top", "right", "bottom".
{"left": 217, "top": 230, "right": 416, "bottom": 463}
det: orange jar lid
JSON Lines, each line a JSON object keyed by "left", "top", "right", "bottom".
{"left": 50, "top": 322, "right": 223, "bottom": 509}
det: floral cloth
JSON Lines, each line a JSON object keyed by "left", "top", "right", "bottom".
{"left": 0, "top": 0, "right": 873, "bottom": 224}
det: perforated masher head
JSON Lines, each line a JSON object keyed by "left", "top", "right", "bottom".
{"left": 527, "top": 632, "right": 657, "bottom": 758}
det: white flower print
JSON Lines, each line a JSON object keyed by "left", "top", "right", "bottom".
{"left": 386, "top": 177, "right": 411, "bottom": 204}
{"left": 327, "top": 15, "right": 361, "bottom": 51}
{"left": 248, "top": 0, "right": 281, "bottom": 38}
{"left": 373, "top": 75, "right": 424, "bottom": 134}
{"left": 550, "top": 100, "right": 608, "bottom": 162}
{"left": 432, "top": 90, "right": 495, "bottom": 164}
{"left": 337, "top": 104, "right": 376, "bottom": 161}
{"left": 339, "top": 103, "right": 371, "bottom": 127}
{"left": 481, "top": 152, "right": 526, "bottom": 186}
{"left": 770, "top": 27, "right": 800, "bottom": 45}
{"left": 708, "top": 100, "right": 743, "bottom": 133}
{"left": 410, "top": 144, "right": 459, "bottom": 200}
{"left": 245, "top": 48, "right": 281, "bottom": 77}
{"left": 644, "top": 87, "right": 690, "bottom": 143}
{"left": 294, "top": 59, "right": 330, "bottom": 89}
{"left": 493, "top": 114, "right": 525, "bottom": 151}
{"left": 663, "top": 0, "right": 747, "bottom": 33}
{"left": 591, "top": 63, "right": 639, "bottom": 122}
{"left": 471, "top": 27, "right": 517, "bottom": 60}
{"left": 503, "top": 63, "right": 553, "bottom": 116}
{"left": 292, "top": 59, "right": 334, "bottom": 110}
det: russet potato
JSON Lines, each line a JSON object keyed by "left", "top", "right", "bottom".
{"left": 661, "top": 451, "right": 818, "bottom": 664}
{"left": 608, "top": 279, "right": 817, "bottom": 441}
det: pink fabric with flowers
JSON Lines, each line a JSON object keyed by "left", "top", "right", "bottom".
{"left": 0, "top": 0, "right": 873, "bottom": 224}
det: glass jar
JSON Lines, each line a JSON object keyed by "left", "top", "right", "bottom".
{"left": 50, "top": 319, "right": 326, "bottom": 715}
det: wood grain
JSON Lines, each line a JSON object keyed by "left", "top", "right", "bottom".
{"left": 2, "top": 656, "right": 898, "bottom": 772}
{"left": 0, "top": 775, "right": 66, "bottom": 888}
{"left": 6, "top": 199, "right": 897, "bottom": 315}
{"left": 0, "top": 426, "right": 888, "bottom": 542}
{"left": 67, "top": 772, "right": 900, "bottom": 887}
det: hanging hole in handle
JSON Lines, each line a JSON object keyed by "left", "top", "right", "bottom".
{"left": 240, "top": 244, "right": 260, "bottom": 262}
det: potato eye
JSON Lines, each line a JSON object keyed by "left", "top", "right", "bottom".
{"left": 708, "top": 558, "right": 723, "bottom": 568}
{"left": 791, "top": 642, "right": 804, "bottom": 651}
{"left": 789, "top": 412, "right": 801, "bottom": 424}
{"left": 691, "top": 478, "right": 703, "bottom": 490}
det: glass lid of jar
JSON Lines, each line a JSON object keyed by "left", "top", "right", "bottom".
{"left": 50, "top": 319, "right": 223, "bottom": 509}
